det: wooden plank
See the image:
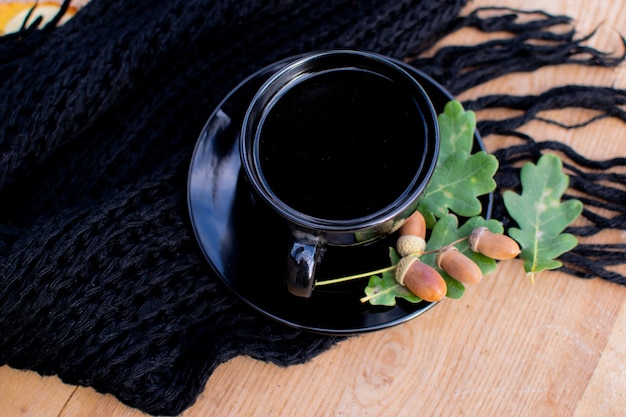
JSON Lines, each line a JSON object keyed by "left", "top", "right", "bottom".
{"left": 180, "top": 264, "right": 626, "bottom": 417}
{"left": 0, "top": 367, "right": 76, "bottom": 417}
{"left": 573, "top": 299, "right": 626, "bottom": 417}
{"left": 58, "top": 386, "right": 144, "bottom": 417}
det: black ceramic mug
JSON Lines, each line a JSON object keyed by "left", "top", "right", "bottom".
{"left": 240, "top": 50, "right": 440, "bottom": 298}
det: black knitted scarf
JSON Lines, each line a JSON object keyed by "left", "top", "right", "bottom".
{"left": 1, "top": 1, "right": 625, "bottom": 415}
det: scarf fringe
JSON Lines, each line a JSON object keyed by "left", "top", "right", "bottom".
{"left": 409, "top": 7, "right": 625, "bottom": 95}
{"left": 410, "top": 7, "right": 626, "bottom": 285}
{"left": 489, "top": 137, "right": 626, "bottom": 284}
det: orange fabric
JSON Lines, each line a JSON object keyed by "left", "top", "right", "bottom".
{"left": 0, "top": 1, "right": 83, "bottom": 35}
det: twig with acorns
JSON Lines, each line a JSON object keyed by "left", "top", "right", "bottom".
{"left": 316, "top": 211, "right": 520, "bottom": 304}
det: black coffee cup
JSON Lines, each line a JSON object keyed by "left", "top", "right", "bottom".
{"left": 240, "top": 50, "right": 439, "bottom": 298}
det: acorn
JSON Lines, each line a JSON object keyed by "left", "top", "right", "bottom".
{"left": 469, "top": 227, "right": 521, "bottom": 260}
{"left": 397, "top": 210, "right": 426, "bottom": 239}
{"left": 436, "top": 246, "right": 482, "bottom": 284}
{"left": 394, "top": 256, "right": 446, "bottom": 302}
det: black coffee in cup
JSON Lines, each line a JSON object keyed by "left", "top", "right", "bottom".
{"left": 257, "top": 68, "right": 425, "bottom": 221}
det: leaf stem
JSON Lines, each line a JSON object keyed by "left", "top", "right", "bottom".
{"left": 315, "top": 265, "right": 397, "bottom": 286}
{"left": 315, "top": 236, "right": 471, "bottom": 287}
{"left": 420, "top": 236, "right": 470, "bottom": 255}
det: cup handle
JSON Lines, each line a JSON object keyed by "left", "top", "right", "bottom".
{"left": 286, "top": 231, "right": 326, "bottom": 298}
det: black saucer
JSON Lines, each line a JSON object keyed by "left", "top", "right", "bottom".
{"left": 187, "top": 56, "right": 492, "bottom": 335}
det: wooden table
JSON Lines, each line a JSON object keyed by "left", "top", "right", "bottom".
{"left": 2, "top": 0, "right": 625, "bottom": 415}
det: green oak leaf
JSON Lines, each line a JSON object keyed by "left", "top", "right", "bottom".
{"left": 419, "top": 101, "right": 498, "bottom": 227}
{"left": 421, "top": 214, "right": 504, "bottom": 299}
{"left": 437, "top": 100, "right": 476, "bottom": 160}
{"left": 363, "top": 247, "right": 422, "bottom": 306}
{"left": 503, "top": 154, "right": 583, "bottom": 283}
{"left": 419, "top": 151, "right": 498, "bottom": 226}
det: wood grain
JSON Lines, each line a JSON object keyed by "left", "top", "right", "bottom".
{"left": 1, "top": 0, "right": 625, "bottom": 416}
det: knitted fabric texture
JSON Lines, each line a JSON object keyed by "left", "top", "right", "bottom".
{"left": 1, "top": 1, "right": 625, "bottom": 415}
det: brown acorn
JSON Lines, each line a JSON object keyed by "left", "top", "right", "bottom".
{"left": 436, "top": 246, "right": 482, "bottom": 284}
{"left": 394, "top": 256, "right": 446, "bottom": 302}
{"left": 469, "top": 227, "right": 521, "bottom": 260}
{"left": 398, "top": 210, "right": 426, "bottom": 239}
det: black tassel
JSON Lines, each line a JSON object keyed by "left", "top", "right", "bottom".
{"left": 461, "top": 91, "right": 626, "bottom": 284}
{"left": 405, "top": 7, "right": 626, "bottom": 285}
{"left": 409, "top": 7, "right": 626, "bottom": 95}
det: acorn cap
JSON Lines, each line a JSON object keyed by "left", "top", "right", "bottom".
{"left": 396, "top": 235, "right": 426, "bottom": 257}
{"left": 394, "top": 255, "right": 419, "bottom": 286}
{"left": 435, "top": 245, "right": 458, "bottom": 269}
{"left": 468, "top": 226, "right": 488, "bottom": 252}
